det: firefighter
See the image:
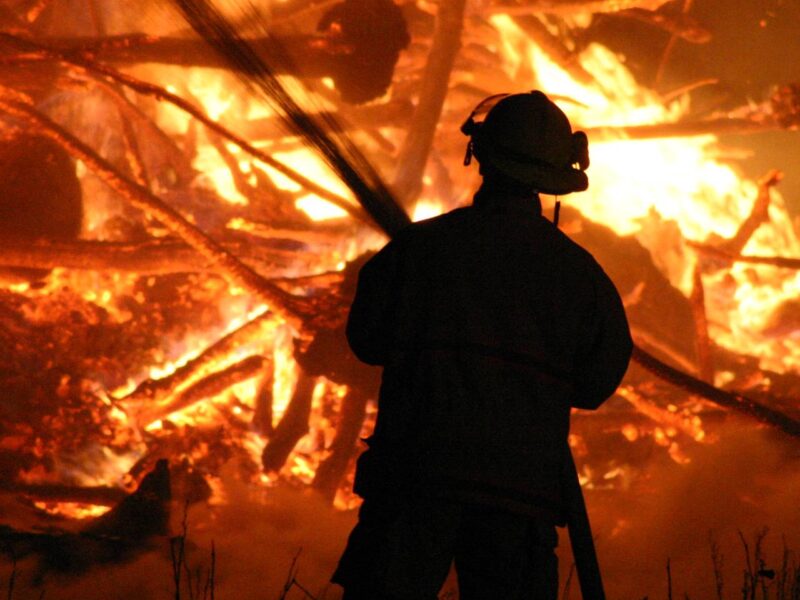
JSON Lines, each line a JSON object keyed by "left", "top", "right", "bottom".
{"left": 332, "top": 90, "right": 633, "bottom": 600}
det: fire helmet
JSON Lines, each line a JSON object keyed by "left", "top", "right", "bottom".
{"left": 461, "top": 91, "right": 589, "bottom": 195}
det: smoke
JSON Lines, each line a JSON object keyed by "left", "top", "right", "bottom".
{"left": 3, "top": 422, "right": 797, "bottom": 598}
{"left": 6, "top": 468, "right": 355, "bottom": 599}
{"left": 589, "top": 420, "right": 800, "bottom": 598}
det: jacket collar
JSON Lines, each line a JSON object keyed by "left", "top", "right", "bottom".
{"left": 472, "top": 185, "right": 543, "bottom": 216}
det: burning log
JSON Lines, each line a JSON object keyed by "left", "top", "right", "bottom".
{"left": 123, "top": 311, "right": 275, "bottom": 405}
{"left": 583, "top": 115, "right": 795, "bottom": 141}
{"left": 480, "top": 0, "right": 671, "bottom": 17}
{"left": 0, "top": 238, "right": 306, "bottom": 276}
{"left": 0, "top": 460, "right": 170, "bottom": 575}
{"left": 0, "top": 482, "right": 126, "bottom": 506}
{"left": 689, "top": 265, "right": 713, "bottom": 383}
{"left": 0, "top": 93, "right": 310, "bottom": 329}
{"left": 135, "top": 355, "right": 265, "bottom": 426}
{"left": 30, "top": 0, "right": 409, "bottom": 103}
{"left": 392, "top": 0, "right": 466, "bottom": 205}
{"left": 261, "top": 371, "right": 316, "bottom": 472}
{"left": 253, "top": 359, "right": 275, "bottom": 435}
{"left": 312, "top": 386, "right": 369, "bottom": 500}
{"left": 688, "top": 245, "right": 800, "bottom": 270}
{"left": 631, "top": 346, "right": 800, "bottom": 439}
{"left": 616, "top": 386, "right": 707, "bottom": 442}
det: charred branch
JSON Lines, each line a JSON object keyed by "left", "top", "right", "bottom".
{"left": 631, "top": 345, "right": 800, "bottom": 439}
{"left": 718, "top": 169, "right": 782, "bottom": 256}
{"left": 312, "top": 386, "right": 369, "bottom": 500}
{"left": 0, "top": 482, "right": 126, "bottom": 506}
{"left": 135, "top": 355, "right": 265, "bottom": 426}
{"left": 123, "top": 313, "right": 275, "bottom": 405}
{"left": 690, "top": 265, "right": 713, "bottom": 383}
{"left": 688, "top": 244, "right": 800, "bottom": 270}
{"left": 253, "top": 360, "right": 275, "bottom": 436}
{"left": 0, "top": 33, "right": 369, "bottom": 224}
{"left": 0, "top": 95, "right": 310, "bottom": 328}
{"left": 0, "top": 238, "right": 305, "bottom": 276}
{"left": 261, "top": 371, "right": 316, "bottom": 472}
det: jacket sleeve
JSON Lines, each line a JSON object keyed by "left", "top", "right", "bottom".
{"left": 571, "top": 263, "right": 633, "bottom": 409}
{"left": 346, "top": 240, "right": 401, "bottom": 366}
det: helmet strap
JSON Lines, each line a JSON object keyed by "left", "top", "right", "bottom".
{"left": 463, "top": 140, "right": 474, "bottom": 166}
{"left": 553, "top": 197, "right": 561, "bottom": 227}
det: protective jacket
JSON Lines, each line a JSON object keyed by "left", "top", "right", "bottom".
{"left": 347, "top": 190, "right": 632, "bottom": 524}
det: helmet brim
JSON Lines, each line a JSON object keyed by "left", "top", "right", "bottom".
{"left": 482, "top": 147, "right": 589, "bottom": 196}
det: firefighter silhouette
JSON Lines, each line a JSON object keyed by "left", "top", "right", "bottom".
{"left": 333, "top": 91, "right": 632, "bottom": 600}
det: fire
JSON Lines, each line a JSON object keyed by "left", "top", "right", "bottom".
{"left": 1, "top": 3, "right": 797, "bottom": 534}
{"left": 492, "top": 15, "right": 800, "bottom": 374}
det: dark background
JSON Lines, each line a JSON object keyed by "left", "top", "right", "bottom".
{"left": 585, "top": 0, "right": 800, "bottom": 216}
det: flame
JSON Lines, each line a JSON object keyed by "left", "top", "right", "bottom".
{"left": 492, "top": 15, "right": 800, "bottom": 374}
{"left": 8, "top": 9, "right": 798, "bottom": 522}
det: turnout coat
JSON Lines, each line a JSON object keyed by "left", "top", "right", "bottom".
{"left": 346, "top": 191, "right": 632, "bottom": 524}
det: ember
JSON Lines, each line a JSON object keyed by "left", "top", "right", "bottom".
{"left": 0, "top": 0, "right": 799, "bottom": 598}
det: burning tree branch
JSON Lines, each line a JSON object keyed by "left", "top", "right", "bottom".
{"left": 135, "top": 355, "right": 265, "bottom": 426}
{"left": 122, "top": 312, "right": 276, "bottom": 405}
{"left": 312, "top": 386, "right": 369, "bottom": 500}
{"left": 631, "top": 345, "right": 800, "bottom": 439}
{"left": 0, "top": 238, "right": 305, "bottom": 276}
{"left": 261, "top": 371, "right": 316, "bottom": 472}
{"left": 0, "top": 33, "right": 371, "bottom": 225}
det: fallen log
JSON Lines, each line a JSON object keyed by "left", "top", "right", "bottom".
{"left": 0, "top": 481, "right": 126, "bottom": 506}
{"left": 135, "top": 355, "right": 266, "bottom": 426}
{"left": 122, "top": 312, "right": 275, "bottom": 405}
{"left": 0, "top": 93, "right": 310, "bottom": 329}
{"left": 312, "top": 386, "right": 369, "bottom": 500}
{"left": 261, "top": 371, "right": 316, "bottom": 472}
{"left": 631, "top": 345, "right": 800, "bottom": 439}
{"left": 0, "top": 238, "right": 305, "bottom": 276}
{"left": 0, "top": 460, "right": 170, "bottom": 576}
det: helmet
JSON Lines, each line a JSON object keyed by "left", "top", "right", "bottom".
{"left": 461, "top": 91, "right": 589, "bottom": 195}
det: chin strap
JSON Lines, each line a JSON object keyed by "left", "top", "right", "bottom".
{"left": 554, "top": 198, "right": 561, "bottom": 227}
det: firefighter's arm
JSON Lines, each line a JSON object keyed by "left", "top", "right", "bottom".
{"left": 346, "top": 240, "right": 400, "bottom": 366}
{"left": 571, "top": 265, "right": 633, "bottom": 410}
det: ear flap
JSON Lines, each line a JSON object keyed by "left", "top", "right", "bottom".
{"left": 461, "top": 116, "right": 479, "bottom": 136}
{"left": 571, "top": 131, "right": 590, "bottom": 170}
